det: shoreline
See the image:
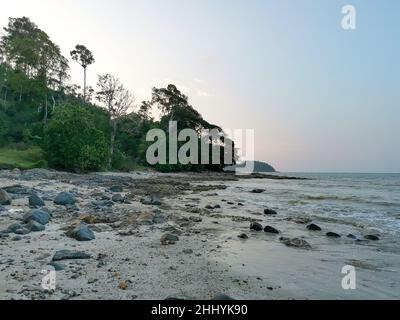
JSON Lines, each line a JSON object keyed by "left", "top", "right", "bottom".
{"left": 0, "top": 169, "right": 399, "bottom": 300}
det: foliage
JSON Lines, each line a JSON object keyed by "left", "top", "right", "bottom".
{"left": 0, "top": 146, "right": 47, "bottom": 169}
{"left": 43, "top": 104, "right": 108, "bottom": 172}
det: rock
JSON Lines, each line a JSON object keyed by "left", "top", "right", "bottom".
{"left": 12, "top": 236, "right": 22, "bottom": 241}
{"left": 0, "top": 189, "right": 12, "bottom": 205}
{"left": 364, "top": 235, "right": 380, "bottom": 241}
{"left": 347, "top": 234, "right": 357, "bottom": 240}
{"left": 161, "top": 233, "right": 179, "bottom": 245}
{"left": 250, "top": 222, "right": 263, "bottom": 231}
{"left": 326, "top": 232, "right": 341, "bottom": 238}
{"left": 264, "top": 226, "right": 280, "bottom": 234}
{"left": 183, "top": 249, "right": 193, "bottom": 254}
{"left": 251, "top": 189, "right": 265, "bottom": 194}
{"left": 14, "top": 228, "right": 30, "bottom": 235}
{"left": 26, "top": 220, "right": 46, "bottom": 232}
{"left": 112, "top": 194, "right": 124, "bottom": 203}
{"left": 307, "top": 224, "right": 322, "bottom": 231}
{"left": 67, "top": 224, "right": 95, "bottom": 242}
{"left": 49, "top": 262, "right": 66, "bottom": 271}
{"left": 238, "top": 233, "right": 249, "bottom": 239}
{"left": 0, "top": 205, "right": 6, "bottom": 212}
{"left": 23, "top": 209, "right": 51, "bottom": 225}
{"left": 54, "top": 192, "right": 76, "bottom": 206}
{"left": 141, "top": 195, "right": 161, "bottom": 206}
{"left": 214, "top": 205, "right": 221, "bottom": 209}
{"left": 264, "top": 208, "right": 278, "bottom": 215}
{"left": 119, "top": 282, "right": 127, "bottom": 290}
{"left": 110, "top": 186, "right": 123, "bottom": 193}
{"left": 6, "top": 223, "right": 24, "bottom": 233}
{"left": 212, "top": 293, "right": 235, "bottom": 300}
{"left": 29, "top": 194, "right": 45, "bottom": 208}
{"left": 280, "top": 237, "right": 312, "bottom": 249}
{"left": 137, "top": 212, "right": 155, "bottom": 225}
{"left": 52, "top": 250, "right": 91, "bottom": 261}
{"left": 189, "top": 216, "right": 202, "bottom": 223}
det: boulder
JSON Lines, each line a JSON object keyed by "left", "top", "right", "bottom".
{"left": 23, "top": 209, "right": 51, "bottom": 225}
{"left": 6, "top": 223, "right": 24, "bottom": 233}
{"left": 307, "top": 224, "right": 322, "bottom": 231}
{"left": 54, "top": 192, "right": 76, "bottom": 206}
{"left": 250, "top": 222, "right": 263, "bottom": 231}
{"left": 264, "top": 226, "right": 280, "bottom": 234}
{"left": 67, "top": 224, "right": 95, "bottom": 241}
{"left": 29, "top": 194, "right": 45, "bottom": 208}
{"left": 0, "top": 189, "right": 12, "bottom": 205}
{"left": 14, "top": 228, "right": 30, "bottom": 235}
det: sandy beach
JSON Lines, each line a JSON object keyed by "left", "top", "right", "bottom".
{"left": 0, "top": 169, "right": 399, "bottom": 300}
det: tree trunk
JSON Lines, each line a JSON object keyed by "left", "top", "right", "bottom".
{"left": 109, "top": 119, "right": 117, "bottom": 169}
{"left": 83, "top": 67, "right": 87, "bottom": 103}
{"left": 43, "top": 95, "right": 48, "bottom": 124}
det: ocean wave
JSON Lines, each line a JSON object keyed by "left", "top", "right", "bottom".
{"left": 302, "top": 194, "right": 399, "bottom": 207}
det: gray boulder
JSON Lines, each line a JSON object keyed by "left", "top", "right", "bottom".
{"left": 23, "top": 209, "right": 51, "bottom": 225}
{"left": 54, "top": 192, "right": 76, "bottom": 206}
{"left": 250, "top": 222, "right": 263, "bottom": 231}
{"left": 29, "top": 194, "right": 45, "bottom": 208}
{"left": 264, "top": 226, "right": 280, "bottom": 234}
{"left": 0, "top": 189, "right": 12, "bottom": 205}
{"left": 67, "top": 224, "right": 95, "bottom": 242}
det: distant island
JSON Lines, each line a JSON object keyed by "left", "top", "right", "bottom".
{"left": 225, "top": 161, "right": 276, "bottom": 173}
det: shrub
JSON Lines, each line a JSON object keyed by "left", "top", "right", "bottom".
{"left": 43, "top": 104, "right": 108, "bottom": 172}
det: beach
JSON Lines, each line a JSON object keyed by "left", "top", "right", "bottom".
{"left": 0, "top": 169, "right": 399, "bottom": 300}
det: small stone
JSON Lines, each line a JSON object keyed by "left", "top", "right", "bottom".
{"left": 26, "top": 220, "right": 45, "bottom": 232}
{"left": 54, "top": 192, "right": 76, "bottom": 206}
{"left": 264, "top": 226, "right": 280, "bottom": 234}
{"left": 49, "top": 262, "right": 66, "bottom": 271}
{"left": 280, "top": 237, "right": 312, "bottom": 249}
{"left": 264, "top": 209, "right": 278, "bottom": 215}
{"left": 326, "top": 232, "right": 341, "bottom": 238}
{"left": 0, "top": 189, "right": 12, "bottom": 205}
{"left": 238, "top": 233, "right": 249, "bottom": 239}
{"left": 347, "top": 234, "right": 357, "bottom": 240}
{"left": 12, "top": 236, "right": 22, "bottom": 241}
{"left": 52, "top": 250, "right": 91, "bottom": 261}
{"left": 251, "top": 189, "right": 265, "bottom": 194}
{"left": 6, "top": 223, "right": 24, "bottom": 233}
{"left": 110, "top": 186, "right": 123, "bottom": 193}
{"left": 183, "top": 249, "right": 193, "bottom": 254}
{"left": 307, "top": 224, "right": 322, "bottom": 231}
{"left": 161, "top": 233, "right": 179, "bottom": 245}
{"left": 364, "top": 235, "right": 380, "bottom": 241}
{"left": 112, "top": 194, "right": 124, "bottom": 203}
{"left": 29, "top": 194, "right": 45, "bottom": 208}
{"left": 14, "top": 228, "right": 30, "bottom": 235}
{"left": 250, "top": 222, "right": 263, "bottom": 231}
{"left": 119, "top": 282, "right": 127, "bottom": 290}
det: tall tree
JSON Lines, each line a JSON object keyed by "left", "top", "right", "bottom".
{"left": 96, "top": 74, "right": 134, "bottom": 168}
{"left": 70, "top": 44, "right": 94, "bottom": 103}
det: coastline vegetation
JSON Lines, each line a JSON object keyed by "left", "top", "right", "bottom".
{"left": 0, "top": 16, "right": 235, "bottom": 172}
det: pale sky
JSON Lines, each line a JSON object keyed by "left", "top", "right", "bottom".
{"left": 1, "top": 0, "right": 399, "bottom": 172}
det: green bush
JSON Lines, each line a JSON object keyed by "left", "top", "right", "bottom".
{"left": 43, "top": 104, "right": 109, "bottom": 172}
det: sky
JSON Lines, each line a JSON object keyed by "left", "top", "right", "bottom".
{"left": 1, "top": 0, "right": 399, "bottom": 172}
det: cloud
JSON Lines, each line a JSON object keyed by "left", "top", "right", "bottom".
{"left": 193, "top": 78, "right": 205, "bottom": 84}
{"left": 196, "top": 90, "right": 210, "bottom": 97}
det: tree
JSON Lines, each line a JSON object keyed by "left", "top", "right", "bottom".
{"left": 44, "top": 103, "right": 108, "bottom": 172}
{"left": 96, "top": 74, "right": 134, "bottom": 168}
{"left": 70, "top": 44, "right": 95, "bottom": 103}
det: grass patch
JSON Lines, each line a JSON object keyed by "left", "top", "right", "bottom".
{"left": 0, "top": 147, "right": 47, "bottom": 170}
